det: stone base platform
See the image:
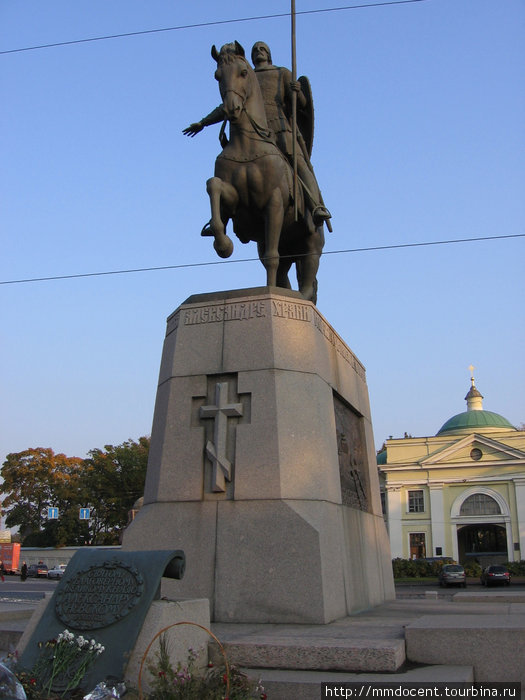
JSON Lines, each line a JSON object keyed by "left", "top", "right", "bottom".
{"left": 209, "top": 612, "right": 406, "bottom": 678}
{"left": 250, "top": 666, "right": 474, "bottom": 700}
{"left": 0, "top": 598, "right": 46, "bottom": 654}
{"left": 207, "top": 595, "right": 525, "bottom": 695}
{"left": 0, "top": 624, "right": 25, "bottom": 653}
{"left": 209, "top": 601, "right": 414, "bottom": 673}
{"left": 406, "top": 613, "right": 525, "bottom": 684}
{"left": 209, "top": 634, "right": 405, "bottom": 673}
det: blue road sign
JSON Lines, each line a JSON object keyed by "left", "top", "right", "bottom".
{"left": 79, "top": 508, "right": 91, "bottom": 520}
{"left": 47, "top": 507, "right": 59, "bottom": 519}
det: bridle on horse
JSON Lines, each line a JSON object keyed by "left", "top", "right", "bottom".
{"left": 219, "top": 88, "right": 274, "bottom": 147}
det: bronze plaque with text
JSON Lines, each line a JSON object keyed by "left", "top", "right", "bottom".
{"left": 55, "top": 560, "right": 144, "bottom": 630}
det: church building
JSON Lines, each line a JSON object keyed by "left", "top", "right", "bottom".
{"left": 378, "top": 373, "right": 525, "bottom": 566}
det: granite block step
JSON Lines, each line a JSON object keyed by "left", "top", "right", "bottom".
{"left": 0, "top": 626, "right": 25, "bottom": 654}
{"left": 246, "top": 665, "right": 474, "bottom": 700}
{"left": 210, "top": 635, "right": 406, "bottom": 672}
{"left": 405, "top": 614, "right": 525, "bottom": 684}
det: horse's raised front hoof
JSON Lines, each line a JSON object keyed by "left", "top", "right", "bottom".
{"left": 213, "top": 235, "right": 234, "bottom": 259}
{"left": 200, "top": 221, "right": 214, "bottom": 237}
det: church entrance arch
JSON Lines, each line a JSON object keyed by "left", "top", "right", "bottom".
{"left": 457, "top": 523, "right": 508, "bottom": 565}
{"left": 450, "top": 487, "right": 512, "bottom": 566}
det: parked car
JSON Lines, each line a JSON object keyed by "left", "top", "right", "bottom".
{"left": 47, "top": 564, "right": 67, "bottom": 579}
{"left": 438, "top": 564, "right": 466, "bottom": 587}
{"left": 26, "top": 563, "right": 48, "bottom": 578}
{"left": 480, "top": 565, "right": 511, "bottom": 586}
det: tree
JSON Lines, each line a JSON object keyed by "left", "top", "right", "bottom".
{"left": 1, "top": 448, "right": 85, "bottom": 545}
{"left": 83, "top": 437, "right": 149, "bottom": 544}
{"left": 0, "top": 437, "right": 149, "bottom": 546}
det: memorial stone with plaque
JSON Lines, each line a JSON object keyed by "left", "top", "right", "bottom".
{"left": 18, "top": 549, "right": 185, "bottom": 694}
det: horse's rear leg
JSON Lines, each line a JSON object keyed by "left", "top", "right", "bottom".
{"left": 263, "top": 189, "right": 284, "bottom": 287}
{"left": 205, "top": 177, "right": 237, "bottom": 259}
{"left": 277, "top": 259, "right": 293, "bottom": 290}
{"left": 298, "top": 227, "right": 325, "bottom": 303}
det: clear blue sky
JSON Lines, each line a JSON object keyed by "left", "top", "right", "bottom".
{"left": 1, "top": 0, "right": 524, "bottom": 475}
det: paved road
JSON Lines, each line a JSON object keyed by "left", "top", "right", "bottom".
{"left": 1, "top": 577, "right": 58, "bottom": 590}
{"left": 396, "top": 582, "right": 525, "bottom": 597}
{"left": 1, "top": 576, "right": 524, "bottom": 603}
{"left": 0, "top": 576, "right": 58, "bottom": 601}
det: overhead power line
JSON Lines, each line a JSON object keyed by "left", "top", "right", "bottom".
{"left": 1, "top": 233, "right": 522, "bottom": 287}
{"left": 1, "top": 0, "right": 428, "bottom": 56}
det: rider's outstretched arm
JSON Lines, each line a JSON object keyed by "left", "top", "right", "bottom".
{"left": 183, "top": 105, "right": 225, "bottom": 136}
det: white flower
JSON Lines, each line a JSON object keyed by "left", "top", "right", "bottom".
{"left": 77, "top": 636, "right": 89, "bottom": 649}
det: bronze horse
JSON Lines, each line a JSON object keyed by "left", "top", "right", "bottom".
{"left": 202, "top": 41, "right": 324, "bottom": 303}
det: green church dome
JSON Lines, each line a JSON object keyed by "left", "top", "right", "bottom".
{"left": 437, "top": 410, "right": 515, "bottom": 436}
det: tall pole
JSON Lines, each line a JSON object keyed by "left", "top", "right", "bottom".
{"left": 291, "top": 0, "right": 298, "bottom": 221}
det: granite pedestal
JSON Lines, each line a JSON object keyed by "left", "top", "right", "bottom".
{"left": 122, "top": 288, "right": 394, "bottom": 623}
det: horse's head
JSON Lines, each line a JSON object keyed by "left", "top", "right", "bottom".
{"left": 211, "top": 41, "right": 254, "bottom": 123}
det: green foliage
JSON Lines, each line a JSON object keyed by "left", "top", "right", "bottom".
{"left": 463, "top": 562, "right": 482, "bottom": 577}
{"left": 505, "top": 560, "right": 525, "bottom": 575}
{"left": 22, "top": 517, "right": 90, "bottom": 548}
{"left": 83, "top": 437, "right": 149, "bottom": 544}
{"left": 0, "top": 438, "right": 149, "bottom": 547}
{"left": 0, "top": 448, "right": 86, "bottom": 545}
{"left": 394, "top": 558, "right": 525, "bottom": 580}
{"left": 392, "top": 558, "right": 454, "bottom": 579}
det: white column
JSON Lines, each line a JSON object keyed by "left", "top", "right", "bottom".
{"left": 451, "top": 523, "right": 459, "bottom": 562}
{"left": 429, "top": 484, "right": 446, "bottom": 557}
{"left": 505, "top": 518, "right": 514, "bottom": 563}
{"left": 386, "top": 487, "right": 403, "bottom": 558}
{"left": 513, "top": 478, "right": 525, "bottom": 558}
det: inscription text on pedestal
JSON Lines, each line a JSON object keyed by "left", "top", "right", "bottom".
{"left": 183, "top": 301, "right": 267, "bottom": 325}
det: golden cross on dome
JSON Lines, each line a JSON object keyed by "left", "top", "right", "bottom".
{"left": 468, "top": 364, "right": 476, "bottom": 385}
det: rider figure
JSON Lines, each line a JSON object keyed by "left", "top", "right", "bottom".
{"left": 183, "top": 41, "right": 331, "bottom": 228}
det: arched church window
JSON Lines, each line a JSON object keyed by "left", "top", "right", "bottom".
{"left": 460, "top": 493, "right": 501, "bottom": 516}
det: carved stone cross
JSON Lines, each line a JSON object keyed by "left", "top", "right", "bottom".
{"left": 200, "top": 381, "right": 243, "bottom": 492}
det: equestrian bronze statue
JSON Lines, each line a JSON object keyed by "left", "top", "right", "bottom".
{"left": 183, "top": 41, "right": 331, "bottom": 303}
